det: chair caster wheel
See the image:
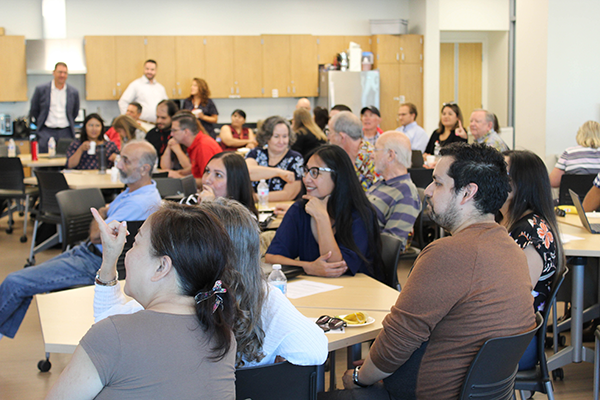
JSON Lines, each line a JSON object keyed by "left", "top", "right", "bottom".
{"left": 20, "top": 235, "right": 27, "bottom": 243}
{"left": 558, "top": 334, "right": 566, "bottom": 346}
{"left": 552, "top": 368, "right": 564, "bottom": 381}
{"left": 37, "top": 359, "right": 51, "bottom": 372}
{"left": 6, "top": 227, "right": 13, "bottom": 234}
{"left": 24, "top": 258, "right": 35, "bottom": 268}
{"left": 19, "top": 211, "right": 24, "bottom": 217}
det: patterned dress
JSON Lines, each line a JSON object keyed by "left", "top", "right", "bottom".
{"left": 66, "top": 140, "right": 119, "bottom": 170}
{"left": 509, "top": 213, "right": 558, "bottom": 312}
{"left": 355, "top": 140, "right": 379, "bottom": 191}
{"left": 246, "top": 147, "right": 303, "bottom": 192}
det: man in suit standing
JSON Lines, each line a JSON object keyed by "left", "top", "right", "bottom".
{"left": 29, "top": 62, "right": 80, "bottom": 153}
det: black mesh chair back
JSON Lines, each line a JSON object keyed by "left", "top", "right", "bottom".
{"left": 558, "top": 174, "right": 596, "bottom": 205}
{"left": 236, "top": 361, "right": 321, "bottom": 400}
{"left": 514, "top": 268, "right": 568, "bottom": 398}
{"left": 151, "top": 171, "right": 169, "bottom": 179}
{"left": 408, "top": 168, "right": 433, "bottom": 189}
{"left": 35, "top": 170, "right": 69, "bottom": 217}
{"left": 154, "top": 177, "right": 184, "bottom": 198}
{"left": 181, "top": 174, "right": 197, "bottom": 196}
{"left": 56, "top": 188, "right": 105, "bottom": 251}
{"left": 381, "top": 233, "right": 404, "bottom": 291}
{"left": 459, "top": 313, "right": 542, "bottom": 400}
{"left": 56, "top": 138, "right": 73, "bottom": 155}
{"left": 0, "top": 157, "right": 26, "bottom": 192}
{"left": 115, "top": 220, "right": 144, "bottom": 280}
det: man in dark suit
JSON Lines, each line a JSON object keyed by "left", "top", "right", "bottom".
{"left": 29, "top": 62, "right": 80, "bottom": 152}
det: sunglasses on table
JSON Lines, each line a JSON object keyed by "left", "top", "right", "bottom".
{"left": 302, "top": 166, "right": 335, "bottom": 179}
{"left": 316, "top": 315, "right": 347, "bottom": 332}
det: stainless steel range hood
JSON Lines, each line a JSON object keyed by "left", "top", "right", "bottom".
{"left": 26, "top": 39, "right": 87, "bottom": 75}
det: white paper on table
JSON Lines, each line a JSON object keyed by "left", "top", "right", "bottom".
{"left": 560, "top": 233, "right": 586, "bottom": 244}
{"left": 586, "top": 212, "right": 600, "bottom": 219}
{"left": 287, "top": 280, "right": 342, "bottom": 299}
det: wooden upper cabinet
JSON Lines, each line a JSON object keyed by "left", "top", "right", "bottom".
{"left": 372, "top": 35, "right": 401, "bottom": 65}
{"left": 399, "top": 35, "right": 423, "bottom": 64}
{"left": 233, "top": 36, "right": 262, "bottom": 98}
{"left": 0, "top": 36, "right": 27, "bottom": 101}
{"left": 114, "top": 37, "right": 146, "bottom": 99}
{"left": 316, "top": 36, "right": 345, "bottom": 65}
{"left": 146, "top": 36, "right": 177, "bottom": 98}
{"left": 290, "top": 35, "right": 318, "bottom": 97}
{"left": 262, "top": 35, "right": 291, "bottom": 98}
{"left": 85, "top": 36, "right": 116, "bottom": 100}
{"left": 175, "top": 36, "right": 205, "bottom": 99}
{"left": 204, "top": 36, "right": 234, "bottom": 98}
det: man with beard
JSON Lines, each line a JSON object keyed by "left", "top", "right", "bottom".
{"left": 145, "top": 100, "right": 179, "bottom": 161}
{"left": 327, "top": 143, "right": 535, "bottom": 400}
{"left": 118, "top": 59, "right": 168, "bottom": 123}
{"left": 0, "top": 141, "right": 161, "bottom": 340}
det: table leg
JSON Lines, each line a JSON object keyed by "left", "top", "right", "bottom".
{"left": 347, "top": 343, "right": 361, "bottom": 369}
{"left": 329, "top": 351, "right": 336, "bottom": 391}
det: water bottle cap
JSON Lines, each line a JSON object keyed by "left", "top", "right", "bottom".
{"left": 273, "top": 264, "right": 282, "bottom": 270}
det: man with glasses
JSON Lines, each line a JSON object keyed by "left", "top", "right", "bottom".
{"left": 328, "top": 111, "right": 379, "bottom": 190}
{"left": 396, "top": 103, "right": 428, "bottom": 153}
{"left": 367, "top": 131, "right": 421, "bottom": 249}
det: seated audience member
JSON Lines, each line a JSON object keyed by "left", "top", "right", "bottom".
{"left": 361, "top": 106, "right": 383, "bottom": 147}
{"left": 461, "top": 109, "right": 509, "bottom": 152}
{"left": 181, "top": 151, "right": 258, "bottom": 217}
{"left": 328, "top": 111, "right": 379, "bottom": 190}
{"left": 291, "top": 107, "right": 327, "bottom": 158}
{"left": 499, "top": 150, "right": 564, "bottom": 370}
{"left": 424, "top": 103, "right": 467, "bottom": 156}
{"left": 313, "top": 106, "right": 329, "bottom": 132}
{"left": 0, "top": 141, "right": 161, "bottom": 340}
{"left": 66, "top": 113, "right": 119, "bottom": 169}
{"left": 183, "top": 78, "right": 219, "bottom": 139}
{"left": 47, "top": 202, "right": 236, "bottom": 398}
{"left": 324, "top": 143, "right": 534, "bottom": 400}
{"left": 125, "top": 101, "right": 154, "bottom": 131}
{"left": 296, "top": 97, "right": 311, "bottom": 111}
{"left": 145, "top": 99, "right": 178, "bottom": 160}
{"left": 94, "top": 198, "right": 328, "bottom": 368}
{"left": 219, "top": 109, "right": 257, "bottom": 151}
{"left": 367, "top": 131, "right": 421, "bottom": 250}
{"left": 549, "top": 120, "right": 600, "bottom": 187}
{"left": 245, "top": 116, "right": 303, "bottom": 202}
{"left": 396, "top": 102, "right": 428, "bottom": 153}
{"left": 165, "top": 112, "right": 222, "bottom": 186}
{"left": 106, "top": 115, "right": 146, "bottom": 150}
{"left": 265, "top": 145, "right": 383, "bottom": 280}
{"left": 583, "top": 172, "right": 600, "bottom": 211}
{"left": 329, "top": 104, "right": 352, "bottom": 117}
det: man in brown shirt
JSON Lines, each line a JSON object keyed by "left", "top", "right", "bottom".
{"left": 324, "top": 143, "right": 535, "bottom": 400}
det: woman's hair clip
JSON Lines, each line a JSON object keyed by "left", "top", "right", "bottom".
{"left": 194, "top": 280, "right": 227, "bottom": 313}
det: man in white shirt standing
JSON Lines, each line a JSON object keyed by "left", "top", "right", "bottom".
{"left": 396, "top": 102, "right": 428, "bottom": 153}
{"left": 118, "top": 59, "right": 168, "bottom": 123}
{"left": 29, "top": 62, "right": 80, "bottom": 153}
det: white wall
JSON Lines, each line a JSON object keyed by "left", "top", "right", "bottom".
{"left": 0, "top": 0, "right": 42, "bottom": 38}
{"left": 439, "top": 0, "right": 509, "bottom": 31}
{"left": 545, "top": 0, "right": 600, "bottom": 157}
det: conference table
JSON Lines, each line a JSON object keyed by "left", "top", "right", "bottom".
{"left": 18, "top": 153, "right": 67, "bottom": 168}
{"left": 24, "top": 169, "right": 126, "bottom": 190}
{"left": 548, "top": 214, "right": 600, "bottom": 372}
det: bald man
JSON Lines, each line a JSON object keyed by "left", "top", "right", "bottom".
{"left": 367, "top": 131, "right": 421, "bottom": 250}
{"left": 295, "top": 98, "right": 311, "bottom": 111}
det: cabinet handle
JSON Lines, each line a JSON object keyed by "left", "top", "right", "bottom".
{"left": 287, "top": 86, "right": 290, "bottom": 94}
{"left": 292, "top": 87, "right": 296, "bottom": 94}
{"left": 402, "top": 54, "right": 405, "bottom": 61}
{"left": 113, "top": 89, "right": 116, "bottom": 96}
{"left": 231, "top": 87, "right": 234, "bottom": 94}
{"left": 396, "top": 53, "right": 399, "bottom": 61}
{"left": 236, "top": 88, "right": 239, "bottom": 94}
{"left": 172, "top": 88, "right": 175, "bottom": 96}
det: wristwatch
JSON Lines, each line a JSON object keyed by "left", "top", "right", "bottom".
{"left": 95, "top": 269, "right": 118, "bottom": 287}
{"left": 353, "top": 366, "right": 370, "bottom": 388}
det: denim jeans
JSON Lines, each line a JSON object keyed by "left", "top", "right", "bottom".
{"left": 0, "top": 243, "right": 101, "bottom": 338}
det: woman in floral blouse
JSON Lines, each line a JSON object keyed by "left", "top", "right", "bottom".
{"left": 499, "top": 150, "right": 565, "bottom": 370}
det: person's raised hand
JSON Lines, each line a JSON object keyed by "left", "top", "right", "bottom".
{"left": 91, "top": 207, "right": 127, "bottom": 267}
{"left": 455, "top": 120, "right": 468, "bottom": 139}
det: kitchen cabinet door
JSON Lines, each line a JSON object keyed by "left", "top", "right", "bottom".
{"left": 145, "top": 36, "right": 177, "bottom": 98}
{"left": 175, "top": 36, "right": 205, "bottom": 99}
{"left": 377, "top": 64, "right": 401, "bottom": 132}
{"left": 372, "top": 35, "right": 400, "bottom": 66}
{"left": 0, "top": 36, "right": 27, "bottom": 101}
{"left": 205, "top": 36, "right": 234, "bottom": 99}
{"left": 262, "top": 35, "right": 291, "bottom": 98}
{"left": 399, "top": 35, "right": 423, "bottom": 64}
{"left": 85, "top": 36, "right": 116, "bottom": 100}
{"left": 115, "top": 37, "right": 146, "bottom": 99}
{"left": 234, "top": 36, "right": 262, "bottom": 98}
{"left": 399, "top": 63, "right": 424, "bottom": 127}
{"left": 290, "top": 35, "right": 318, "bottom": 97}
{"left": 316, "top": 36, "right": 345, "bottom": 66}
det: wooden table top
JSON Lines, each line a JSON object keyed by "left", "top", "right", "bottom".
{"left": 19, "top": 153, "right": 67, "bottom": 168}
{"left": 558, "top": 214, "right": 600, "bottom": 257}
{"left": 24, "top": 169, "right": 125, "bottom": 190}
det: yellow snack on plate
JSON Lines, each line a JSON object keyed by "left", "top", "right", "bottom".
{"left": 339, "top": 312, "right": 368, "bottom": 325}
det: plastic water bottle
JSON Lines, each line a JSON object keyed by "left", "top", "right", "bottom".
{"left": 257, "top": 179, "right": 269, "bottom": 210}
{"left": 98, "top": 143, "right": 107, "bottom": 174}
{"left": 48, "top": 137, "right": 56, "bottom": 156}
{"left": 434, "top": 141, "right": 441, "bottom": 156}
{"left": 268, "top": 264, "right": 287, "bottom": 296}
{"left": 7, "top": 138, "right": 16, "bottom": 157}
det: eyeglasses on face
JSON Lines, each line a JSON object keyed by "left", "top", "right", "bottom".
{"left": 302, "top": 166, "right": 335, "bottom": 179}
{"left": 316, "top": 315, "right": 347, "bottom": 332}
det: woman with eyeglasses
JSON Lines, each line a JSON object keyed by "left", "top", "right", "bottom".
{"left": 424, "top": 103, "right": 467, "bottom": 157}
{"left": 265, "top": 145, "right": 383, "bottom": 279}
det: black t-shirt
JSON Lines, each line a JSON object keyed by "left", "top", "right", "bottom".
{"left": 424, "top": 129, "right": 467, "bottom": 154}
{"left": 182, "top": 98, "right": 219, "bottom": 139}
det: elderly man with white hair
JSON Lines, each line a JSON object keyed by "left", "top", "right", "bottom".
{"left": 367, "top": 131, "right": 421, "bottom": 250}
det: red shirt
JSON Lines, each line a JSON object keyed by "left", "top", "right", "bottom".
{"left": 104, "top": 127, "right": 121, "bottom": 150}
{"left": 187, "top": 133, "right": 222, "bottom": 178}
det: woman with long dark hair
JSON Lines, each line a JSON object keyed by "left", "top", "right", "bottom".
{"left": 183, "top": 78, "right": 219, "bottom": 138}
{"left": 424, "top": 103, "right": 467, "bottom": 156}
{"left": 47, "top": 202, "right": 237, "bottom": 398}
{"left": 265, "top": 144, "right": 383, "bottom": 279}
{"left": 499, "top": 150, "right": 565, "bottom": 370}
{"left": 66, "top": 113, "right": 119, "bottom": 169}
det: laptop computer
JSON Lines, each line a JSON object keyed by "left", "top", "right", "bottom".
{"left": 569, "top": 188, "right": 600, "bottom": 234}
